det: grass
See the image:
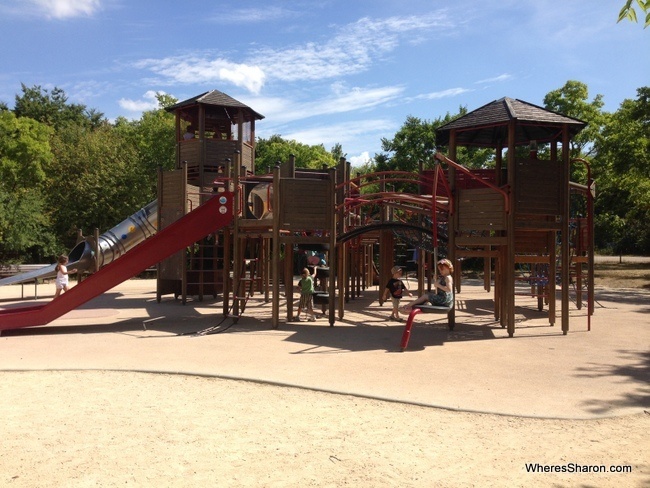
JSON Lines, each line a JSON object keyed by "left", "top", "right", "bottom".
{"left": 461, "top": 261, "right": 650, "bottom": 290}
{"left": 593, "top": 262, "right": 650, "bottom": 289}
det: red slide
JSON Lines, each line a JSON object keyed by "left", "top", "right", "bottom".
{"left": 0, "top": 193, "right": 233, "bottom": 332}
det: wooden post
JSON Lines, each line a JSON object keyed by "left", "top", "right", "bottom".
{"left": 232, "top": 151, "right": 242, "bottom": 318}
{"left": 561, "top": 126, "right": 570, "bottom": 335}
{"left": 198, "top": 104, "right": 206, "bottom": 200}
{"left": 264, "top": 237, "right": 271, "bottom": 303}
{"left": 181, "top": 162, "right": 188, "bottom": 305}
{"left": 448, "top": 130, "right": 458, "bottom": 295}
{"left": 174, "top": 114, "right": 181, "bottom": 168}
{"left": 285, "top": 243, "right": 294, "bottom": 322}
{"left": 506, "top": 120, "right": 516, "bottom": 337}
{"left": 272, "top": 164, "right": 281, "bottom": 328}
{"left": 548, "top": 230, "right": 556, "bottom": 326}
{"left": 222, "top": 228, "right": 231, "bottom": 316}
{"left": 329, "top": 167, "right": 338, "bottom": 326}
{"left": 587, "top": 174, "right": 595, "bottom": 317}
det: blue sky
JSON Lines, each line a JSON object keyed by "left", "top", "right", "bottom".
{"left": 0, "top": 0, "right": 648, "bottom": 166}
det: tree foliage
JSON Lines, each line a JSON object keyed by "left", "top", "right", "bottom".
{"left": 618, "top": 0, "right": 650, "bottom": 28}
{"left": 254, "top": 135, "right": 338, "bottom": 174}
{"left": 0, "top": 111, "right": 57, "bottom": 262}
{"left": 377, "top": 109, "right": 493, "bottom": 173}
{"left": 113, "top": 92, "right": 177, "bottom": 195}
{"left": 543, "top": 80, "right": 606, "bottom": 158}
{"left": 592, "top": 87, "right": 650, "bottom": 253}
{"left": 46, "top": 124, "right": 151, "bottom": 248}
{"left": 14, "top": 84, "right": 105, "bottom": 130}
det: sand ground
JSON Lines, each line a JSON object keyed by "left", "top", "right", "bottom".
{"left": 1, "top": 274, "right": 648, "bottom": 487}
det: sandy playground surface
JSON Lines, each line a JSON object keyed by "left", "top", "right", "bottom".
{"left": 0, "top": 272, "right": 649, "bottom": 487}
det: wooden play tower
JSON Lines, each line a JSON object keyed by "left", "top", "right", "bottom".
{"left": 435, "top": 97, "right": 594, "bottom": 336}
{"left": 157, "top": 90, "right": 264, "bottom": 302}
{"left": 158, "top": 89, "right": 341, "bottom": 326}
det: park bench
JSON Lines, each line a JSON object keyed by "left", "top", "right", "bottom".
{"left": 0, "top": 264, "right": 49, "bottom": 278}
{"left": 0, "top": 264, "right": 50, "bottom": 299}
{"left": 313, "top": 291, "right": 337, "bottom": 322}
{"left": 399, "top": 301, "right": 455, "bottom": 351}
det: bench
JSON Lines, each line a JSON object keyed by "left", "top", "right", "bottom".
{"left": 313, "top": 291, "right": 337, "bottom": 316}
{"left": 0, "top": 264, "right": 49, "bottom": 278}
{"left": 0, "top": 264, "right": 50, "bottom": 299}
{"left": 399, "top": 302, "right": 455, "bottom": 351}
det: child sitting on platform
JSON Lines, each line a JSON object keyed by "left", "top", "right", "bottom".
{"left": 402, "top": 259, "right": 454, "bottom": 311}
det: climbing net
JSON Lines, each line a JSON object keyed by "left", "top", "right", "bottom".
{"left": 391, "top": 226, "right": 436, "bottom": 253}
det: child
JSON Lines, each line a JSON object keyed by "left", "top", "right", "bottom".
{"left": 54, "top": 255, "right": 77, "bottom": 299}
{"left": 403, "top": 259, "right": 454, "bottom": 311}
{"left": 296, "top": 268, "right": 316, "bottom": 322}
{"left": 382, "top": 266, "right": 412, "bottom": 321}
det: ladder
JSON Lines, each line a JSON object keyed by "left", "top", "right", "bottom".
{"left": 232, "top": 257, "right": 260, "bottom": 316}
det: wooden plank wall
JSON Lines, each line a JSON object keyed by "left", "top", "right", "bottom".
{"left": 514, "top": 229, "right": 552, "bottom": 254}
{"left": 457, "top": 188, "right": 506, "bottom": 231}
{"left": 158, "top": 170, "right": 186, "bottom": 281}
{"left": 179, "top": 140, "right": 199, "bottom": 168}
{"left": 279, "top": 179, "right": 331, "bottom": 230}
{"left": 205, "top": 140, "right": 238, "bottom": 170}
{"left": 515, "top": 159, "right": 562, "bottom": 215}
{"left": 241, "top": 142, "right": 253, "bottom": 173}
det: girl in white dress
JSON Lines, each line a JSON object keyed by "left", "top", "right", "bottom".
{"left": 54, "top": 255, "right": 76, "bottom": 298}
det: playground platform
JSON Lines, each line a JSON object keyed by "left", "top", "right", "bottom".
{"left": 0, "top": 277, "right": 648, "bottom": 420}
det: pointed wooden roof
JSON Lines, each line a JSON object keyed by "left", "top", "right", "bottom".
{"left": 436, "top": 97, "right": 586, "bottom": 147}
{"left": 166, "top": 90, "right": 264, "bottom": 120}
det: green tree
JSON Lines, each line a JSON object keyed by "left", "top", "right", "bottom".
{"left": 593, "top": 87, "right": 650, "bottom": 253}
{"left": 254, "top": 135, "right": 337, "bottom": 174}
{"left": 14, "top": 83, "right": 105, "bottom": 130}
{"left": 618, "top": 0, "right": 650, "bottom": 28}
{"left": 543, "top": 80, "right": 607, "bottom": 159}
{"left": 378, "top": 108, "right": 492, "bottom": 172}
{"left": 379, "top": 116, "right": 438, "bottom": 173}
{"left": 46, "top": 124, "right": 151, "bottom": 248}
{"left": 114, "top": 93, "right": 177, "bottom": 195}
{"left": 330, "top": 142, "right": 346, "bottom": 163}
{"left": 0, "top": 111, "right": 57, "bottom": 262}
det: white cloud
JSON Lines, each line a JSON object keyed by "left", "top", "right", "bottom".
{"left": 348, "top": 151, "right": 372, "bottom": 167}
{"left": 243, "top": 85, "right": 404, "bottom": 125}
{"left": 26, "top": 0, "right": 101, "bottom": 19}
{"left": 279, "top": 119, "right": 394, "bottom": 150}
{"left": 118, "top": 90, "right": 162, "bottom": 113}
{"left": 207, "top": 6, "right": 299, "bottom": 24}
{"left": 475, "top": 73, "right": 512, "bottom": 84}
{"left": 132, "top": 12, "right": 453, "bottom": 92}
{"left": 414, "top": 87, "right": 472, "bottom": 100}
{"left": 250, "top": 13, "right": 452, "bottom": 83}
{"left": 134, "top": 57, "right": 266, "bottom": 94}
{"left": 218, "top": 64, "right": 266, "bottom": 94}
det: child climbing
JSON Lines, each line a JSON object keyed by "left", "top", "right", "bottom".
{"left": 382, "top": 266, "right": 412, "bottom": 321}
{"left": 403, "top": 258, "right": 454, "bottom": 311}
{"left": 54, "top": 255, "right": 77, "bottom": 299}
{"left": 296, "top": 268, "right": 316, "bottom": 322}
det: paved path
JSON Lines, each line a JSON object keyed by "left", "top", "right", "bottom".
{"left": 1, "top": 278, "right": 648, "bottom": 419}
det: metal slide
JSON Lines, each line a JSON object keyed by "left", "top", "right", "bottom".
{"left": 0, "top": 193, "right": 233, "bottom": 332}
{"left": 0, "top": 201, "right": 158, "bottom": 287}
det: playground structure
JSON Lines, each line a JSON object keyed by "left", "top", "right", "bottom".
{"left": 0, "top": 91, "right": 595, "bottom": 340}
